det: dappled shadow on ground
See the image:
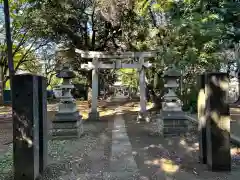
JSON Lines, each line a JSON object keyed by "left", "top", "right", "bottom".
{"left": 0, "top": 113, "right": 119, "bottom": 180}
{"left": 39, "top": 114, "right": 116, "bottom": 180}
{"left": 47, "top": 98, "right": 141, "bottom": 120}
{"left": 123, "top": 110, "right": 240, "bottom": 180}
{"left": 1, "top": 98, "right": 240, "bottom": 180}
{"left": 0, "top": 106, "right": 11, "bottom": 115}
{"left": 0, "top": 98, "right": 139, "bottom": 157}
{"left": 1, "top": 98, "right": 140, "bottom": 180}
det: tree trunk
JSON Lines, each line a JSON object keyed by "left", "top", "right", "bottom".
{"left": 0, "top": 66, "right": 4, "bottom": 105}
{"left": 237, "top": 71, "right": 240, "bottom": 104}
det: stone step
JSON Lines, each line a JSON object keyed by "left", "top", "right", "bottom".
{"left": 51, "top": 126, "right": 84, "bottom": 140}
{"left": 51, "top": 121, "right": 82, "bottom": 129}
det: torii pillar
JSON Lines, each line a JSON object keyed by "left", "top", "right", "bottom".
{"left": 139, "top": 57, "right": 147, "bottom": 115}
{"left": 77, "top": 49, "right": 155, "bottom": 121}
{"left": 89, "top": 58, "right": 100, "bottom": 120}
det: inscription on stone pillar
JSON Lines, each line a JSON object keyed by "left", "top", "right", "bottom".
{"left": 12, "top": 74, "right": 40, "bottom": 180}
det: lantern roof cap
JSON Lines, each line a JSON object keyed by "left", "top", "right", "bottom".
{"left": 56, "top": 65, "right": 75, "bottom": 79}
{"left": 163, "top": 67, "right": 181, "bottom": 77}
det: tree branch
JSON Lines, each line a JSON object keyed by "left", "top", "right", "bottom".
{"left": 91, "top": 4, "right": 96, "bottom": 50}
{"left": 12, "top": 30, "right": 29, "bottom": 57}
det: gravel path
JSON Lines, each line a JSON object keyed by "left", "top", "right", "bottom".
{"left": 1, "top": 99, "right": 240, "bottom": 180}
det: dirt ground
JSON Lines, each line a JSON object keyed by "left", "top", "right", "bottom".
{"left": 1, "top": 100, "right": 240, "bottom": 180}
{"left": 0, "top": 101, "right": 239, "bottom": 153}
{"left": 0, "top": 99, "right": 143, "bottom": 155}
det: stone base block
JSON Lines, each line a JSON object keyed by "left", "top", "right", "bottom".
{"left": 88, "top": 111, "right": 100, "bottom": 121}
{"left": 156, "top": 113, "right": 188, "bottom": 136}
{"left": 51, "top": 122, "right": 83, "bottom": 140}
{"left": 161, "top": 111, "right": 186, "bottom": 120}
{"left": 51, "top": 114, "right": 84, "bottom": 139}
{"left": 158, "top": 126, "right": 188, "bottom": 136}
{"left": 52, "top": 120, "right": 82, "bottom": 129}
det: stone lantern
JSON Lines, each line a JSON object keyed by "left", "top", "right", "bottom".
{"left": 51, "top": 47, "right": 83, "bottom": 139}
{"left": 156, "top": 67, "right": 188, "bottom": 136}
{"left": 162, "top": 68, "right": 182, "bottom": 111}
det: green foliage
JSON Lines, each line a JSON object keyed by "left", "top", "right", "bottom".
{"left": 47, "top": 75, "right": 61, "bottom": 90}
{"left": 16, "top": 0, "right": 240, "bottom": 102}
{"left": 181, "top": 87, "right": 198, "bottom": 113}
{"left": 0, "top": 0, "right": 49, "bottom": 90}
{"left": 118, "top": 69, "right": 138, "bottom": 88}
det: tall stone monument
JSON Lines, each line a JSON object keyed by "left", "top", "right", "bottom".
{"left": 157, "top": 67, "right": 188, "bottom": 136}
{"left": 204, "top": 72, "right": 231, "bottom": 171}
{"left": 52, "top": 47, "right": 83, "bottom": 139}
{"left": 12, "top": 74, "right": 48, "bottom": 180}
{"left": 197, "top": 74, "right": 207, "bottom": 164}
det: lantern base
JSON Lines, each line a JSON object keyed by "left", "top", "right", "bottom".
{"left": 156, "top": 111, "right": 188, "bottom": 136}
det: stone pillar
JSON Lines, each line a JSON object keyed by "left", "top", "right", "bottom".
{"left": 197, "top": 74, "right": 207, "bottom": 164}
{"left": 38, "top": 76, "right": 48, "bottom": 174}
{"left": 12, "top": 74, "right": 41, "bottom": 180}
{"left": 89, "top": 57, "right": 100, "bottom": 120}
{"left": 205, "top": 72, "right": 231, "bottom": 171}
{"left": 139, "top": 57, "right": 146, "bottom": 114}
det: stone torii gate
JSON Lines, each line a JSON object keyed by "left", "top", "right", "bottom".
{"left": 75, "top": 49, "right": 157, "bottom": 120}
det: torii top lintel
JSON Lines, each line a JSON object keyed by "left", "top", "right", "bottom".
{"left": 75, "top": 49, "right": 158, "bottom": 59}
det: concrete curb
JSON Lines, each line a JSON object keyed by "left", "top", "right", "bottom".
{"left": 186, "top": 115, "right": 240, "bottom": 146}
